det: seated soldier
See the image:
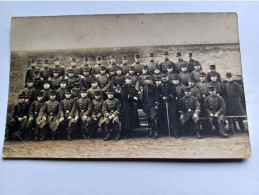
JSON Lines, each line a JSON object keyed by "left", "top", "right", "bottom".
{"left": 51, "top": 68, "right": 61, "bottom": 90}
{"left": 87, "top": 79, "right": 103, "bottom": 100}
{"left": 56, "top": 79, "right": 67, "bottom": 102}
{"left": 179, "top": 87, "right": 202, "bottom": 139}
{"left": 204, "top": 86, "right": 228, "bottom": 138}
{"left": 190, "top": 61, "right": 202, "bottom": 83}
{"left": 102, "top": 89, "right": 121, "bottom": 141}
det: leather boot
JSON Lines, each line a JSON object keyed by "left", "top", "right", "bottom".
{"left": 67, "top": 134, "right": 72, "bottom": 141}
{"left": 196, "top": 130, "right": 203, "bottom": 139}
{"left": 153, "top": 131, "right": 158, "bottom": 139}
{"left": 115, "top": 133, "right": 121, "bottom": 141}
{"left": 104, "top": 133, "right": 111, "bottom": 141}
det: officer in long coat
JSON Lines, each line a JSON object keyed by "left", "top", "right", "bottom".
{"left": 102, "top": 89, "right": 121, "bottom": 141}
{"left": 223, "top": 72, "right": 246, "bottom": 133}
{"left": 204, "top": 86, "right": 228, "bottom": 137}
{"left": 178, "top": 87, "right": 202, "bottom": 139}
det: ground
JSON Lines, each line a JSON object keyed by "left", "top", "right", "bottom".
{"left": 2, "top": 132, "right": 251, "bottom": 159}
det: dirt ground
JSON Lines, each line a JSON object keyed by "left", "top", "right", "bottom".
{"left": 2, "top": 132, "right": 251, "bottom": 159}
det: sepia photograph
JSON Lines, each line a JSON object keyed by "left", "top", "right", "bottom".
{"left": 2, "top": 13, "right": 251, "bottom": 159}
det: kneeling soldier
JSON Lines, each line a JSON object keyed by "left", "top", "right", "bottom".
{"left": 59, "top": 90, "right": 76, "bottom": 141}
{"left": 204, "top": 86, "right": 228, "bottom": 138}
{"left": 102, "top": 89, "right": 121, "bottom": 141}
{"left": 179, "top": 87, "right": 202, "bottom": 139}
{"left": 75, "top": 89, "right": 92, "bottom": 139}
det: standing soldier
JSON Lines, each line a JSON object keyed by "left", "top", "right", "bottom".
{"left": 160, "top": 74, "right": 179, "bottom": 137}
{"left": 107, "top": 56, "right": 118, "bottom": 78}
{"left": 166, "top": 63, "right": 179, "bottom": 82}
{"left": 111, "top": 66, "right": 124, "bottom": 102}
{"left": 80, "top": 67, "right": 93, "bottom": 91}
{"left": 6, "top": 94, "right": 29, "bottom": 140}
{"left": 40, "top": 60, "right": 52, "bottom": 84}
{"left": 138, "top": 65, "right": 150, "bottom": 101}
{"left": 50, "top": 68, "right": 61, "bottom": 90}
{"left": 22, "top": 79, "right": 36, "bottom": 103}
{"left": 91, "top": 91, "right": 105, "bottom": 138}
{"left": 190, "top": 61, "right": 202, "bottom": 83}
{"left": 87, "top": 79, "right": 103, "bottom": 100}
{"left": 147, "top": 53, "right": 159, "bottom": 75}
{"left": 175, "top": 52, "right": 188, "bottom": 72}
{"left": 25, "top": 59, "right": 37, "bottom": 84}
{"left": 132, "top": 54, "right": 144, "bottom": 76}
{"left": 172, "top": 76, "right": 185, "bottom": 101}
{"left": 92, "top": 56, "right": 104, "bottom": 76}
{"left": 178, "top": 63, "right": 191, "bottom": 86}
{"left": 37, "top": 90, "right": 60, "bottom": 141}
{"left": 67, "top": 58, "right": 81, "bottom": 77}
{"left": 188, "top": 53, "right": 201, "bottom": 73}
{"left": 206, "top": 65, "right": 221, "bottom": 82}
{"left": 80, "top": 57, "right": 92, "bottom": 76}
{"left": 75, "top": 89, "right": 92, "bottom": 139}
{"left": 160, "top": 51, "right": 174, "bottom": 73}
{"left": 53, "top": 57, "right": 65, "bottom": 78}
{"left": 96, "top": 66, "right": 111, "bottom": 98}
{"left": 188, "top": 78, "right": 201, "bottom": 101}
{"left": 196, "top": 72, "right": 210, "bottom": 104}
{"left": 223, "top": 72, "right": 246, "bottom": 133}
{"left": 33, "top": 67, "right": 42, "bottom": 91}
{"left": 142, "top": 76, "right": 159, "bottom": 139}
{"left": 27, "top": 91, "right": 45, "bottom": 141}
{"left": 204, "top": 86, "right": 228, "bottom": 138}
{"left": 58, "top": 90, "right": 76, "bottom": 141}
{"left": 152, "top": 64, "right": 162, "bottom": 83}
{"left": 56, "top": 79, "right": 67, "bottom": 102}
{"left": 126, "top": 66, "right": 139, "bottom": 90}
{"left": 66, "top": 68, "right": 77, "bottom": 90}
{"left": 102, "top": 89, "right": 121, "bottom": 141}
{"left": 121, "top": 76, "right": 139, "bottom": 139}
{"left": 119, "top": 56, "right": 129, "bottom": 75}
{"left": 40, "top": 81, "right": 51, "bottom": 102}
{"left": 179, "top": 87, "right": 202, "bottom": 139}
{"left": 209, "top": 73, "right": 224, "bottom": 97}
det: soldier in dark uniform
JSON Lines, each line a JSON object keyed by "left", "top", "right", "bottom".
{"left": 91, "top": 91, "right": 105, "bottom": 137}
{"left": 67, "top": 58, "right": 81, "bottom": 77}
{"left": 119, "top": 55, "right": 129, "bottom": 76}
{"left": 87, "top": 79, "right": 103, "bottom": 100}
{"left": 188, "top": 53, "right": 201, "bottom": 73}
{"left": 58, "top": 90, "right": 76, "bottom": 141}
{"left": 37, "top": 90, "right": 60, "bottom": 141}
{"left": 53, "top": 57, "right": 65, "bottom": 78}
{"left": 6, "top": 94, "right": 29, "bottom": 140}
{"left": 195, "top": 72, "right": 210, "bottom": 106}
{"left": 131, "top": 54, "right": 144, "bottom": 76}
{"left": 102, "top": 89, "right": 121, "bottom": 141}
{"left": 209, "top": 73, "right": 224, "bottom": 97}
{"left": 33, "top": 67, "right": 42, "bottom": 91}
{"left": 75, "top": 89, "right": 92, "bottom": 139}
{"left": 138, "top": 65, "right": 150, "bottom": 103}
{"left": 51, "top": 68, "right": 61, "bottom": 90}
{"left": 176, "top": 52, "right": 188, "bottom": 72}
{"left": 147, "top": 53, "right": 159, "bottom": 75}
{"left": 172, "top": 76, "right": 185, "bottom": 100}
{"left": 111, "top": 66, "right": 124, "bottom": 102}
{"left": 179, "top": 87, "right": 202, "bottom": 139}
{"left": 204, "top": 86, "right": 228, "bottom": 137}
{"left": 154, "top": 76, "right": 163, "bottom": 132}
{"left": 166, "top": 63, "right": 179, "bottom": 82}
{"left": 107, "top": 56, "right": 118, "bottom": 78}
{"left": 188, "top": 78, "right": 201, "bottom": 101}
{"left": 92, "top": 56, "right": 104, "bottom": 76}
{"left": 72, "top": 82, "right": 82, "bottom": 100}
{"left": 56, "top": 79, "right": 67, "bottom": 102}
{"left": 206, "top": 65, "right": 221, "bottom": 82}
{"left": 142, "top": 76, "right": 159, "bottom": 139}
{"left": 178, "top": 63, "right": 191, "bottom": 86}
{"left": 160, "top": 74, "right": 179, "bottom": 137}
{"left": 66, "top": 68, "right": 76, "bottom": 90}
{"left": 27, "top": 91, "right": 45, "bottom": 141}
{"left": 40, "top": 60, "right": 52, "bottom": 84}
{"left": 126, "top": 66, "right": 139, "bottom": 90}
{"left": 190, "top": 61, "right": 202, "bottom": 83}
{"left": 160, "top": 51, "right": 174, "bottom": 73}
{"left": 22, "top": 79, "right": 36, "bottom": 103}
{"left": 223, "top": 72, "right": 246, "bottom": 133}
{"left": 121, "top": 76, "right": 139, "bottom": 138}
{"left": 25, "top": 59, "right": 37, "bottom": 84}
{"left": 152, "top": 64, "right": 162, "bottom": 83}
{"left": 80, "top": 67, "right": 93, "bottom": 91}
{"left": 96, "top": 66, "right": 111, "bottom": 98}
{"left": 80, "top": 57, "right": 92, "bottom": 76}
{"left": 40, "top": 81, "right": 51, "bottom": 102}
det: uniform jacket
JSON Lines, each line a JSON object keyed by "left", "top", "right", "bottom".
{"left": 25, "top": 67, "right": 36, "bottom": 84}
{"left": 188, "top": 59, "right": 201, "bottom": 72}
{"left": 160, "top": 59, "right": 173, "bottom": 73}
{"left": 147, "top": 61, "right": 159, "bottom": 74}
{"left": 40, "top": 67, "right": 52, "bottom": 80}
{"left": 210, "top": 81, "right": 224, "bottom": 97}
{"left": 13, "top": 102, "right": 30, "bottom": 119}
{"left": 176, "top": 59, "right": 188, "bottom": 72}
{"left": 195, "top": 81, "right": 210, "bottom": 99}
{"left": 107, "top": 63, "right": 118, "bottom": 76}
{"left": 29, "top": 100, "right": 45, "bottom": 119}
{"left": 56, "top": 87, "right": 66, "bottom": 102}
{"left": 52, "top": 65, "right": 65, "bottom": 77}
{"left": 51, "top": 76, "right": 61, "bottom": 90}
{"left": 40, "top": 88, "right": 51, "bottom": 101}
{"left": 160, "top": 81, "right": 177, "bottom": 101}
{"left": 119, "top": 63, "right": 129, "bottom": 75}
{"left": 22, "top": 87, "right": 36, "bottom": 103}
{"left": 87, "top": 87, "right": 103, "bottom": 100}
{"left": 131, "top": 62, "right": 144, "bottom": 75}
{"left": 190, "top": 70, "right": 201, "bottom": 82}
{"left": 111, "top": 75, "right": 124, "bottom": 92}
{"left": 175, "top": 84, "right": 185, "bottom": 100}
{"left": 206, "top": 71, "right": 221, "bottom": 82}
{"left": 102, "top": 98, "right": 121, "bottom": 117}
{"left": 96, "top": 74, "right": 111, "bottom": 91}
{"left": 75, "top": 97, "right": 92, "bottom": 117}
{"left": 142, "top": 84, "right": 157, "bottom": 106}
{"left": 179, "top": 71, "right": 191, "bottom": 86}
{"left": 59, "top": 98, "right": 76, "bottom": 118}
{"left": 204, "top": 94, "right": 226, "bottom": 116}
{"left": 80, "top": 75, "right": 93, "bottom": 90}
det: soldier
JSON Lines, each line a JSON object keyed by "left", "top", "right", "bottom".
{"left": 67, "top": 58, "right": 81, "bottom": 77}
{"left": 188, "top": 78, "right": 201, "bottom": 101}
{"left": 138, "top": 65, "right": 150, "bottom": 98}
{"left": 126, "top": 66, "right": 139, "bottom": 90}
{"left": 111, "top": 66, "right": 124, "bottom": 102}
{"left": 119, "top": 55, "right": 129, "bottom": 75}
{"left": 223, "top": 72, "right": 246, "bottom": 133}
{"left": 56, "top": 79, "right": 67, "bottom": 102}
{"left": 25, "top": 59, "right": 37, "bottom": 84}
{"left": 96, "top": 66, "right": 111, "bottom": 97}
{"left": 160, "top": 51, "right": 174, "bottom": 73}
{"left": 152, "top": 64, "right": 162, "bottom": 83}
{"left": 147, "top": 53, "right": 159, "bottom": 75}
{"left": 66, "top": 68, "right": 77, "bottom": 90}
{"left": 166, "top": 63, "right": 179, "bottom": 82}
{"left": 58, "top": 90, "right": 76, "bottom": 141}
{"left": 172, "top": 76, "right": 185, "bottom": 100}
{"left": 40, "top": 81, "right": 51, "bottom": 102}
{"left": 80, "top": 57, "right": 92, "bottom": 75}
{"left": 50, "top": 68, "right": 61, "bottom": 90}
{"left": 206, "top": 65, "right": 221, "bottom": 82}
{"left": 179, "top": 87, "right": 202, "bottom": 139}
{"left": 130, "top": 54, "right": 144, "bottom": 76}
{"left": 190, "top": 61, "right": 202, "bottom": 83}
{"left": 40, "top": 60, "right": 52, "bottom": 83}
{"left": 33, "top": 67, "right": 42, "bottom": 91}
{"left": 121, "top": 76, "right": 139, "bottom": 138}
{"left": 160, "top": 74, "right": 179, "bottom": 137}
{"left": 178, "top": 63, "right": 191, "bottom": 86}
{"left": 188, "top": 53, "right": 201, "bottom": 73}
{"left": 154, "top": 76, "right": 163, "bottom": 131}
{"left": 75, "top": 89, "right": 92, "bottom": 139}
{"left": 92, "top": 56, "right": 104, "bottom": 76}
{"left": 209, "top": 73, "right": 224, "bottom": 97}
{"left": 204, "top": 86, "right": 228, "bottom": 138}
{"left": 6, "top": 94, "right": 29, "bottom": 140}
{"left": 142, "top": 76, "right": 159, "bottom": 139}
{"left": 27, "top": 91, "right": 45, "bottom": 141}
{"left": 90, "top": 91, "right": 105, "bottom": 137}
{"left": 80, "top": 67, "right": 93, "bottom": 91}
{"left": 87, "top": 79, "right": 103, "bottom": 100}
{"left": 175, "top": 52, "right": 188, "bottom": 72}
{"left": 195, "top": 72, "right": 210, "bottom": 103}
{"left": 72, "top": 82, "right": 82, "bottom": 100}
{"left": 52, "top": 57, "right": 65, "bottom": 78}
{"left": 22, "top": 79, "right": 36, "bottom": 103}
{"left": 102, "top": 89, "right": 121, "bottom": 141}
{"left": 37, "top": 90, "right": 60, "bottom": 141}
{"left": 107, "top": 56, "right": 118, "bottom": 78}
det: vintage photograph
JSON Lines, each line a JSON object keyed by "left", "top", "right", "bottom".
{"left": 2, "top": 13, "right": 251, "bottom": 159}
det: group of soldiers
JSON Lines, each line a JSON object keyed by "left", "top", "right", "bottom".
{"left": 6, "top": 51, "right": 246, "bottom": 141}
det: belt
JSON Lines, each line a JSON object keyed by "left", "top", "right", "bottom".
{"left": 66, "top": 110, "right": 70, "bottom": 113}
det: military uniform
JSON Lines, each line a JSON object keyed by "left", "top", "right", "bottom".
{"left": 40, "top": 60, "right": 52, "bottom": 83}
{"left": 72, "top": 83, "right": 82, "bottom": 100}
{"left": 176, "top": 59, "right": 188, "bottom": 73}
{"left": 92, "top": 56, "right": 104, "bottom": 76}
{"left": 56, "top": 80, "right": 67, "bottom": 101}
{"left": 80, "top": 57, "right": 92, "bottom": 75}
{"left": 188, "top": 53, "right": 201, "bottom": 73}
{"left": 40, "top": 83, "right": 51, "bottom": 102}
{"left": 33, "top": 67, "right": 42, "bottom": 90}
{"left": 147, "top": 53, "right": 159, "bottom": 75}
{"left": 206, "top": 65, "right": 221, "bottom": 82}
{"left": 80, "top": 68, "right": 93, "bottom": 91}
{"left": 190, "top": 69, "right": 202, "bottom": 83}
{"left": 96, "top": 66, "right": 111, "bottom": 92}
{"left": 210, "top": 80, "right": 224, "bottom": 97}
{"left": 120, "top": 63, "right": 129, "bottom": 75}
{"left": 87, "top": 86, "right": 103, "bottom": 101}
{"left": 160, "top": 59, "right": 174, "bottom": 74}
{"left": 107, "top": 62, "right": 118, "bottom": 78}
{"left": 52, "top": 58, "right": 65, "bottom": 78}
{"left": 111, "top": 70, "right": 124, "bottom": 102}
{"left": 178, "top": 64, "right": 191, "bottom": 86}
{"left": 25, "top": 64, "right": 36, "bottom": 84}
{"left": 51, "top": 69, "right": 61, "bottom": 90}
{"left": 66, "top": 68, "right": 77, "bottom": 90}
{"left": 126, "top": 66, "right": 139, "bottom": 90}
{"left": 22, "top": 83, "right": 36, "bottom": 103}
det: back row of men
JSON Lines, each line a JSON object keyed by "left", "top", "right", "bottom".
{"left": 6, "top": 52, "right": 246, "bottom": 141}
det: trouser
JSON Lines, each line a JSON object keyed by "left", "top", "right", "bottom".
{"left": 182, "top": 117, "right": 200, "bottom": 135}
{"left": 77, "top": 117, "right": 91, "bottom": 137}
{"left": 59, "top": 120, "right": 75, "bottom": 138}
{"left": 6, "top": 119, "right": 26, "bottom": 140}
{"left": 229, "top": 118, "right": 246, "bottom": 132}
{"left": 144, "top": 105, "right": 158, "bottom": 133}
{"left": 104, "top": 119, "right": 120, "bottom": 136}
{"left": 208, "top": 115, "right": 226, "bottom": 135}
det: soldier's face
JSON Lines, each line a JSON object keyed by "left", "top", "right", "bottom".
{"left": 181, "top": 67, "right": 187, "bottom": 72}
{"left": 210, "top": 68, "right": 216, "bottom": 72}
{"left": 68, "top": 73, "right": 74, "bottom": 77}
{"left": 185, "top": 92, "right": 191, "bottom": 96}
{"left": 84, "top": 71, "right": 90, "bottom": 76}
{"left": 200, "top": 77, "right": 206, "bottom": 82}
{"left": 31, "top": 63, "right": 36, "bottom": 67}
{"left": 194, "top": 65, "right": 200, "bottom": 70}
{"left": 135, "top": 58, "right": 140, "bottom": 63}
{"left": 167, "top": 68, "right": 173, "bottom": 73}
{"left": 50, "top": 95, "right": 56, "bottom": 100}
{"left": 27, "top": 82, "right": 33, "bottom": 87}
{"left": 100, "top": 70, "right": 106, "bottom": 75}
{"left": 122, "top": 59, "right": 127, "bottom": 64}
{"left": 173, "top": 80, "right": 179, "bottom": 85}
{"left": 116, "top": 70, "right": 122, "bottom": 75}
{"left": 44, "top": 84, "right": 50, "bottom": 89}
{"left": 65, "top": 94, "right": 71, "bottom": 99}
{"left": 97, "top": 59, "right": 102, "bottom": 64}
{"left": 162, "top": 77, "right": 168, "bottom": 82}
{"left": 18, "top": 98, "right": 24, "bottom": 103}
{"left": 125, "top": 79, "right": 132, "bottom": 84}
{"left": 37, "top": 96, "right": 43, "bottom": 101}
{"left": 154, "top": 69, "right": 160, "bottom": 74}
{"left": 107, "top": 94, "right": 114, "bottom": 99}
{"left": 211, "top": 76, "right": 217, "bottom": 82}
{"left": 92, "top": 82, "right": 98, "bottom": 88}
{"left": 227, "top": 78, "right": 233, "bottom": 82}
{"left": 209, "top": 90, "right": 216, "bottom": 95}
{"left": 54, "top": 61, "right": 59, "bottom": 65}
{"left": 81, "top": 93, "right": 87, "bottom": 98}
{"left": 142, "top": 69, "right": 147, "bottom": 74}
{"left": 44, "top": 63, "right": 48, "bottom": 67}
{"left": 84, "top": 61, "right": 88, "bottom": 65}
{"left": 188, "top": 82, "right": 195, "bottom": 87}
{"left": 53, "top": 73, "right": 59, "bottom": 77}
{"left": 95, "top": 95, "right": 101, "bottom": 100}
{"left": 129, "top": 70, "right": 134, "bottom": 74}
{"left": 60, "top": 83, "right": 66, "bottom": 88}
{"left": 178, "top": 56, "right": 182, "bottom": 60}
{"left": 71, "top": 62, "right": 76, "bottom": 66}
{"left": 145, "top": 79, "right": 152, "bottom": 85}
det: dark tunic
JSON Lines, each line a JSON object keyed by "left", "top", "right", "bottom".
{"left": 22, "top": 87, "right": 36, "bottom": 103}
